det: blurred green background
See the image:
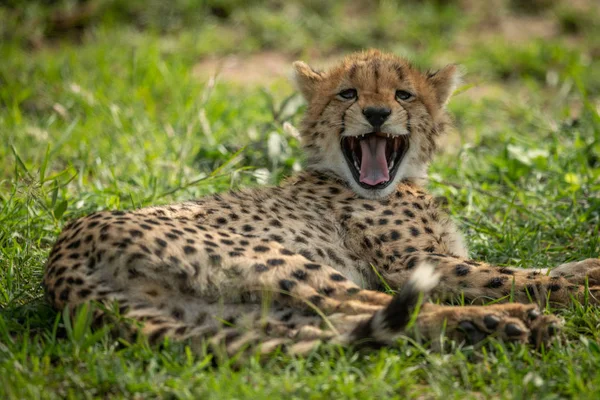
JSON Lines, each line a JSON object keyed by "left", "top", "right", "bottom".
{"left": 1, "top": 0, "right": 600, "bottom": 398}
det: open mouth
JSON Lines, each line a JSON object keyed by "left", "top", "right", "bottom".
{"left": 341, "top": 133, "right": 410, "bottom": 189}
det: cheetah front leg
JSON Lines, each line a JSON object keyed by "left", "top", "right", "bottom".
{"left": 378, "top": 252, "right": 600, "bottom": 307}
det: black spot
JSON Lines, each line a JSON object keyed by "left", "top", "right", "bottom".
{"left": 326, "top": 248, "right": 344, "bottom": 265}
{"left": 410, "top": 227, "right": 420, "bottom": 237}
{"left": 280, "top": 249, "right": 294, "bottom": 256}
{"left": 403, "top": 209, "right": 415, "bottom": 218}
{"left": 253, "top": 245, "right": 270, "bottom": 253}
{"left": 304, "top": 263, "right": 321, "bottom": 270}
{"left": 455, "top": 264, "right": 470, "bottom": 276}
{"left": 155, "top": 238, "right": 167, "bottom": 248}
{"left": 294, "top": 236, "right": 308, "bottom": 244}
{"left": 330, "top": 273, "right": 346, "bottom": 282}
{"left": 216, "top": 217, "right": 227, "bottom": 224}
{"left": 524, "top": 284, "right": 536, "bottom": 294}
{"left": 308, "top": 295, "right": 323, "bottom": 305}
{"left": 329, "top": 187, "right": 341, "bottom": 195}
{"left": 485, "top": 277, "right": 507, "bottom": 289}
{"left": 363, "top": 204, "right": 375, "bottom": 211}
{"left": 183, "top": 246, "right": 197, "bottom": 255}
{"left": 346, "top": 287, "right": 360, "bottom": 295}
{"left": 406, "top": 257, "right": 418, "bottom": 270}
{"left": 292, "top": 270, "right": 308, "bottom": 280}
{"left": 228, "top": 251, "right": 242, "bottom": 257}
{"left": 127, "top": 252, "right": 146, "bottom": 264}
{"left": 203, "top": 240, "right": 218, "bottom": 247}
{"left": 319, "top": 287, "right": 335, "bottom": 296}
{"left": 388, "top": 230, "right": 401, "bottom": 241}
{"left": 269, "top": 234, "right": 284, "bottom": 243}
{"left": 279, "top": 279, "right": 297, "bottom": 292}
{"left": 242, "top": 224, "right": 254, "bottom": 232}
{"left": 77, "top": 288, "right": 92, "bottom": 298}
{"left": 270, "top": 219, "right": 283, "bottom": 228}
{"left": 66, "top": 240, "right": 81, "bottom": 249}
{"left": 378, "top": 218, "right": 388, "bottom": 225}
{"left": 220, "top": 239, "right": 234, "bottom": 245}
{"left": 465, "top": 260, "right": 481, "bottom": 266}
{"left": 405, "top": 246, "right": 417, "bottom": 253}
{"left": 267, "top": 258, "right": 285, "bottom": 266}
{"left": 254, "top": 263, "right": 268, "bottom": 272}
{"left": 498, "top": 267, "right": 514, "bottom": 275}
{"left": 59, "top": 288, "right": 70, "bottom": 301}
{"left": 547, "top": 283, "right": 562, "bottom": 292}
{"left": 128, "top": 230, "right": 143, "bottom": 238}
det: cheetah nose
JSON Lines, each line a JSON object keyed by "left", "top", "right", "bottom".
{"left": 363, "top": 107, "right": 391, "bottom": 130}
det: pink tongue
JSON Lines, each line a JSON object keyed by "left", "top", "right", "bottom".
{"left": 359, "top": 136, "right": 389, "bottom": 185}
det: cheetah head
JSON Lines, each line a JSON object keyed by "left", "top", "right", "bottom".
{"left": 294, "top": 49, "right": 461, "bottom": 199}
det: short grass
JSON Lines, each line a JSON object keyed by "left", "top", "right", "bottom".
{"left": 1, "top": 0, "right": 600, "bottom": 398}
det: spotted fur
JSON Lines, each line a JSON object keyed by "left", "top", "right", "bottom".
{"left": 44, "top": 50, "right": 600, "bottom": 356}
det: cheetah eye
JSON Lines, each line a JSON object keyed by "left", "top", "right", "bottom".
{"left": 338, "top": 89, "right": 357, "bottom": 100}
{"left": 395, "top": 90, "right": 413, "bottom": 101}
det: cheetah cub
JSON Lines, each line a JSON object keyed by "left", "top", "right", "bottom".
{"left": 44, "top": 50, "right": 600, "bottom": 355}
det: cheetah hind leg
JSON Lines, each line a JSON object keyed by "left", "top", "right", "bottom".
{"left": 92, "top": 264, "right": 439, "bottom": 360}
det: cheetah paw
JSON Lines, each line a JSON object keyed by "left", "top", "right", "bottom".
{"left": 415, "top": 303, "right": 561, "bottom": 348}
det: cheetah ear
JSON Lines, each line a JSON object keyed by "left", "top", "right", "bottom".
{"left": 293, "top": 61, "right": 324, "bottom": 101}
{"left": 427, "top": 64, "right": 463, "bottom": 107}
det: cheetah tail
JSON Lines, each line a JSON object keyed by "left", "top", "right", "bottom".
{"left": 346, "top": 263, "right": 439, "bottom": 346}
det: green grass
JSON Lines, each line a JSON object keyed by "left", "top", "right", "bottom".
{"left": 1, "top": 0, "right": 600, "bottom": 398}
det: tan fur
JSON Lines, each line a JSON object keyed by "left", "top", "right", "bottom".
{"left": 43, "top": 50, "right": 600, "bottom": 356}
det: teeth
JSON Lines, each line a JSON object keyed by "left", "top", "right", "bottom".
{"left": 352, "top": 150, "right": 361, "bottom": 172}
{"left": 388, "top": 153, "right": 396, "bottom": 171}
